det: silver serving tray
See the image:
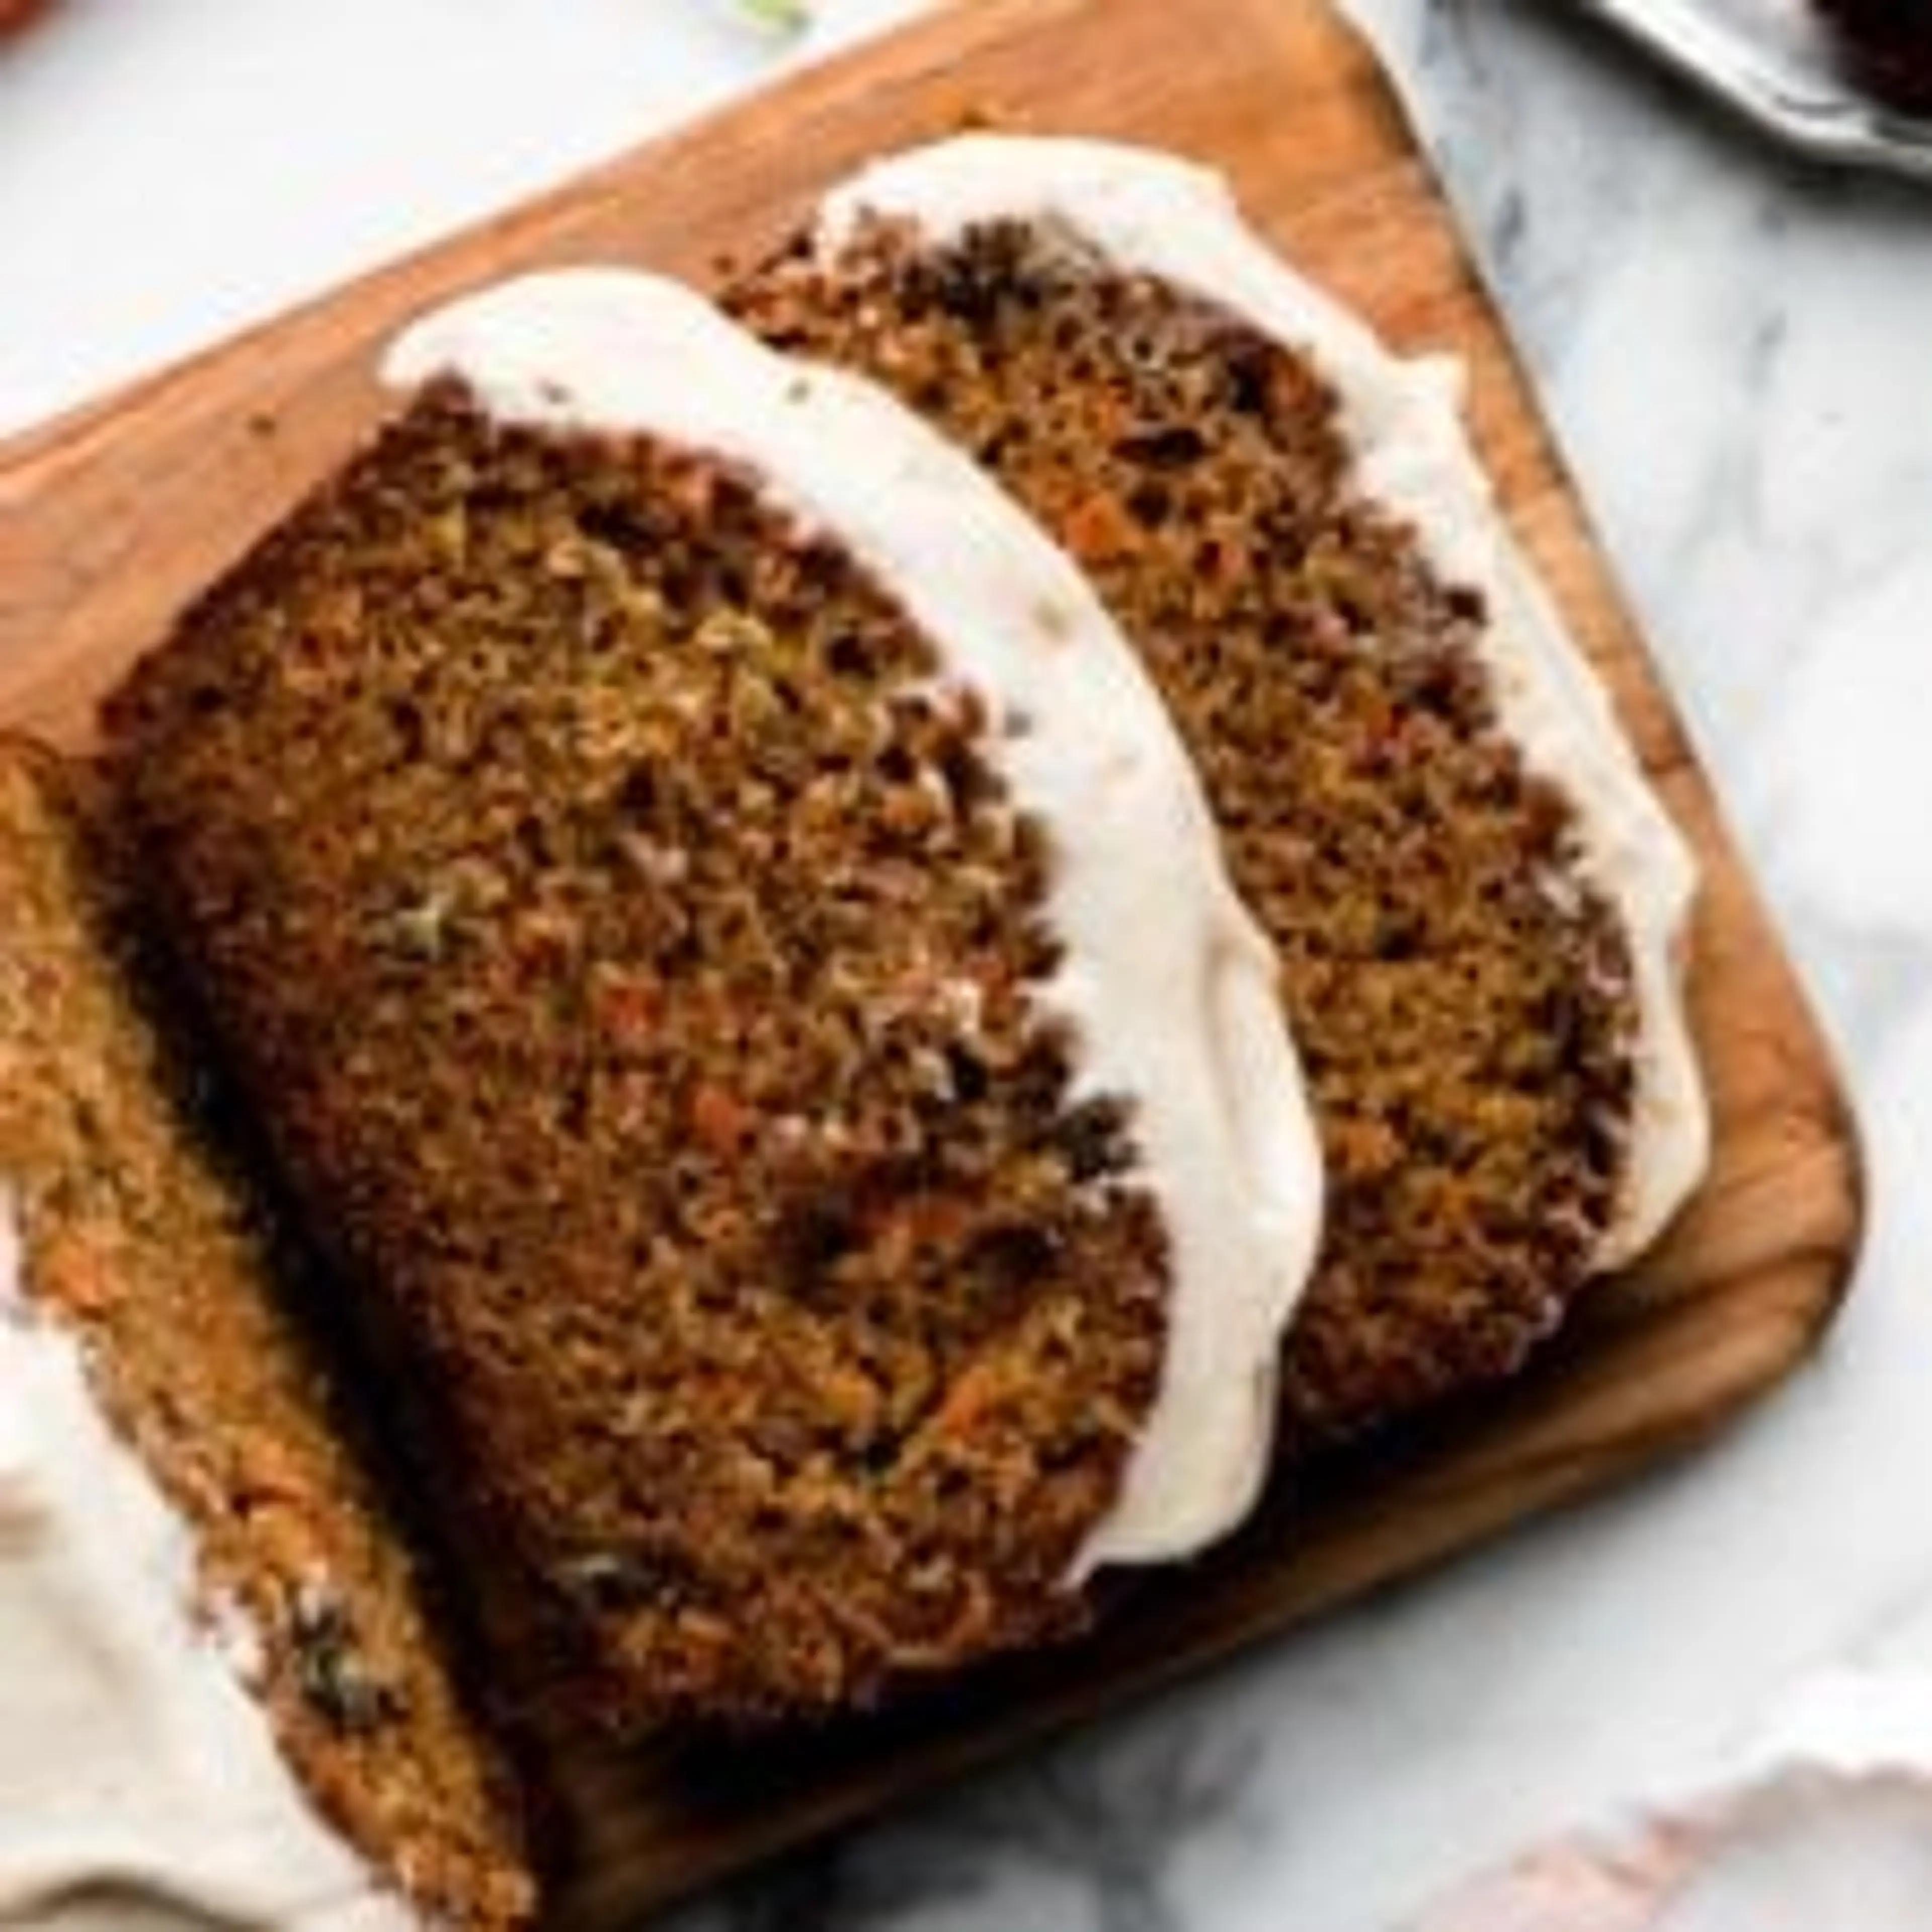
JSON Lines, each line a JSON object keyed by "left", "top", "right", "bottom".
{"left": 1579, "top": 0, "right": 1932, "bottom": 180}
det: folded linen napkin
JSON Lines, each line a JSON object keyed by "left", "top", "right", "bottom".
{"left": 1410, "top": 1670, "right": 1932, "bottom": 1929}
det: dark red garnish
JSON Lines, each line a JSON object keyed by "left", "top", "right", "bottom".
{"left": 1815, "top": 0, "right": 1932, "bottom": 113}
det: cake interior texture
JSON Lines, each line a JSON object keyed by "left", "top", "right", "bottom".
{"left": 0, "top": 742, "right": 533, "bottom": 1928}
{"left": 735, "top": 217, "right": 1641, "bottom": 1441}
{"left": 104, "top": 388, "right": 1174, "bottom": 1730}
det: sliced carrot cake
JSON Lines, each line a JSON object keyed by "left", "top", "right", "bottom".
{"left": 101, "top": 271, "right": 1323, "bottom": 1729}
{"left": 732, "top": 134, "right": 1711, "bottom": 1442}
{"left": 0, "top": 741, "right": 533, "bottom": 1928}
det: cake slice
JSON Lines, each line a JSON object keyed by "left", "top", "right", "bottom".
{"left": 732, "top": 135, "right": 1712, "bottom": 1442}
{"left": 102, "top": 271, "right": 1322, "bottom": 1728}
{"left": 0, "top": 742, "right": 533, "bottom": 1927}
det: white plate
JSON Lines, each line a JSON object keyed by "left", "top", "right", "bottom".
{"left": 1579, "top": 0, "right": 1932, "bottom": 181}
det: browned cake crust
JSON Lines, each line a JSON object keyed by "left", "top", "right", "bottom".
{"left": 0, "top": 741, "right": 533, "bottom": 1928}
{"left": 103, "top": 389, "right": 1172, "bottom": 1730}
{"left": 734, "top": 220, "right": 1639, "bottom": 1444}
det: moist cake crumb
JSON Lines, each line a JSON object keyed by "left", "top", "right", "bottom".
{"left": 104, "top": 386, "right": 1177, "bottom": 1729}
{"left": 734, "top": 213, "right": 1640, "bottom": 1442}
{"left": 0, "top": 740, "right": 533, "bottom": 1927}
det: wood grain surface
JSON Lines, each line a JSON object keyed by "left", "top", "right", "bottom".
{"left": 0, "top": 0, "right": 1863, "bottom": 1923}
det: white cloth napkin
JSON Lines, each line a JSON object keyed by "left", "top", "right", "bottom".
{"left": 1408, "top": 1671, "right": 1932, "bottom": 1928}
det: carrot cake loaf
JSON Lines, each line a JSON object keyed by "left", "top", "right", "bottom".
{"left": 101, "top": 271, "right": 1323, "bottom": 1729}
{"left": 0, "top": 742, "right": 533, "bottom": 1927}
{"left": 732, "top": 134, "right": 1711, "bottom": 1442}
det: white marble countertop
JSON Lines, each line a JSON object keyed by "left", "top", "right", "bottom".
{"left": 5, "top": 3, "right": 1930, "bottom": 1927}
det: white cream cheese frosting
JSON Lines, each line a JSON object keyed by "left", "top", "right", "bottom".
{"left": 0, "top": 1195, "right": 414, "bottom": 1930}
{"left": 385, "top": 268, "right": 1325, "bottom": 1576}
{"left": 815, "top": 132, "right": 1712, "bottom": 1270}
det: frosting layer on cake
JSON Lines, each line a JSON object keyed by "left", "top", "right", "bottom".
{"left": 385, "top": 269, "right": 1324, "bottom": 1573}
{"left": 0, "top": 1197, "right": 411, "bottom": 1931}
{"left": 814, "top": 133, "right": 1710, "bottom": 1270}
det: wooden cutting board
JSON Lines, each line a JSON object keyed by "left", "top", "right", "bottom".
{"left": 0, "top": 0, "right": 1863, "bottom": 1922}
